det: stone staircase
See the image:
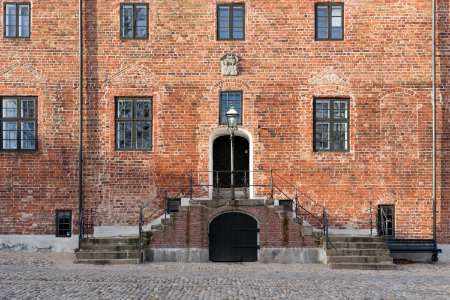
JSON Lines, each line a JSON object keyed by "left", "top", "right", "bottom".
{"left": 75, "top": 237, "right": 143, "bottom": 265}
{"left": 325, "top": 236, "right": 397, "bottom": 270}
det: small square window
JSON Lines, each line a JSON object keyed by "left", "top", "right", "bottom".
{"left": 313, "top": 98, "right": 349, "bottom": 151}
{"left": 56, "top": 210, "right": 72, "bottom": 237}
{"left": 115, "top": 97, "right": 153, "bottom": 150}
{"left": 217, "top": 4, "right": 245, "bottom": 40}
{"left": 166, "top": 199, "right": 181, "bottom": 215}
{"left": 315, "top": 3, "right": 343, "bottom": 40}
{"left": 0, "top": 97, "right": 37, "bottom": 151}
{"left": 120, "top": 3, "right": 149, "bottom": 39}
{"left": 3, "top": 3, "right": 30, "bottom": 38}
{"left": 219, "top": 92, "right": 242, "bottom": 125}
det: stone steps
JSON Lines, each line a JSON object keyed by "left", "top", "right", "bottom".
{"left": 326, "top": 248, "right": 390, "bottom": 256}
{"left": 74, "top": 259, "right": 141, "bottom": 265}
{"left": 76, "top": 251, "right": 141, "bottom": 260}
{"left": 326, "top": 236, "right": 397, "bottom": 270}
{"left": 327, "top": 255, "right": 393, "bottom": 264}
{"left": 328, "top": 262, "right": 398, "bottom": 270}
{"left": 76, "top": 236, "right": 143, "bottom": 265}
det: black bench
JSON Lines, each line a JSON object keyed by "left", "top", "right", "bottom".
{"left": 386, "top": 239, "right": 442, "bottom": 262}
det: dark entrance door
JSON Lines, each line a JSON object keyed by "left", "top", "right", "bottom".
{"left": 213, "top": 135, "right": 249, "bottom": 188}
{"left": 209, "top": 212, "right": 258, "bottom": 262}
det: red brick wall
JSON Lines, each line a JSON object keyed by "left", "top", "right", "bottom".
{"left": 151, "top": 206, "right": 317, "bottom": 249}
{"left": 0, "top": 1, "right": 80, "bottom": 234}
{"left": 1, "top": 1, "right": 446, "bottom": 242}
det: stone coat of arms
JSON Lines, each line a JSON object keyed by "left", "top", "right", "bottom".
{"left": 221, "top": 53, "right": 239, "bottom": 76}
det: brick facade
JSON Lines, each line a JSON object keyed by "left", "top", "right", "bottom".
{"left": 0, "top": 0, "right": 449, "bottom": 248}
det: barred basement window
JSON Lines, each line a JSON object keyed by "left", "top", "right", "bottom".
{"left": 217, "top": 4, "right": 244, "bottom": 40}
{"left": 315, "top": 3, "right": 343, "bottom": 40}
{"left": 377, "top": 205, "right": 395, "bottom": 237}
{"left": 120, "top": 3, "right": 148, "bottom": 39}
{"left": 3, "top": 2, "right": 30, "bottom": 38}
{"left": 219, "top": 91, "right": 242, "bottom": 125}
{"left": 314, "top": 98, "right": 349, "bottom": 151}
{"left": 56, "top": 210, "right": 72, "bottom": 237}
{"left": 0, "top": 97, "right": 37, "bottom": 151}
{"left": 115, "top": 97, "right": 152, "bottom": 150}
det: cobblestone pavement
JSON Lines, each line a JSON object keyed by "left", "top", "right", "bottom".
{"left": 0, "top": 251, "right": 449, "bottom": 299}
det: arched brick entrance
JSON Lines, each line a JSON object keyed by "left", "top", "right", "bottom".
{"left": 209, "top": 212, "right": 258, "bottom": 262}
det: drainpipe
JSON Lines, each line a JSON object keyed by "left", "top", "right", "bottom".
{"left": 432, "top": 0, "right": 437, "bottom": 242}
{"left": 78, "top": 0, "right": 84, "bottom": 249}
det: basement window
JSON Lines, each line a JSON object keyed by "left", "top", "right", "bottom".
{"left": 377, "top": 205, "right": 395, "bottom": 237}
{"left": 0, "top": 97, "right": 37, "bottom": 151}
{"left": 120, "top": 3, "right": 149, "bottom": 39}
{"left": 166, "top": 199, "right": 181, "bottom": 215}
{"left": 56, "top": 210, "right": 72, "bottom": 237}
{"left": 3, "top": 2, "right": 30, "bottom": 38}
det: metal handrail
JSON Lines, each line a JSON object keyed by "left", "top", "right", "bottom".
{"left": 137, "top": 169, "right": 333, "bottom": 249}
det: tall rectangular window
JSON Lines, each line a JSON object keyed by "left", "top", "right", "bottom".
{"left": 116, "top": 97, "right": 152, "bottom": 150}
{"left": 220, "top": 92, "right": 242, "bottom": 125}
{"left": 315, "top": 3, "right": 343, "bottom": 40}
{"left": 120, "top": 3, "right": 148, "bottom": 39}
{"left": 1, "top": 97, "right": 37, "bottom": 151}
{"left": 4, "top": 3, "right": 30, "bottom": 38}
{"left": 56, "top": 210, "right": 72, "bottom": 237}
{"left": 217, "top": 4, "right": 244, "bottom": 40}
{"left": 314, "top": 98, "right": 349, "bottom": 151}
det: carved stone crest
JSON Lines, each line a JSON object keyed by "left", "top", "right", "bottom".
{"left": 221, "top": 53, "right": 239, "bottom": 76}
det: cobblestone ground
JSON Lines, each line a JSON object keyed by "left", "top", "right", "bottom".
{"left": 0, "top": 251, "right": 449, "bottom": 299}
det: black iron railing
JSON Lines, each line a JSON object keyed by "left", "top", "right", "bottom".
{"left": 79, "top": 208, "right": 95, "bottom": 240}
{"left": 156, "top": 169, "right": 333, "bottom": 248}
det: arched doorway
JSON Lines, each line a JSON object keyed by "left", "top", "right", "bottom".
{"left": 209, "top": 212, "right": 258, "bottom": 262}
{"left": 213, "top": 135, "right": 249, "bottom": 188}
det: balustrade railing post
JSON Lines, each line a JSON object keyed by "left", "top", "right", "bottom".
{"left": 79, "top": 209, "right": 84, "bottom": 242}
{"left": 270, "top": 169, "right": 274, "bottom": 200}
{"left": 369, "top": 201, "right": 373, "bottom": 236}
{"left": 189, "top": 170, "right": 193, "bottom": 200}
{"left": 244, "top": 171, "right": 248, "bottom": 199}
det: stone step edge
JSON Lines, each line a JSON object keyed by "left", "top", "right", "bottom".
{"left": 74, "top": 259, "right": 141, "bottom": 265}
{"left": 328, "top": 262, "right": 398, "bottom": 269}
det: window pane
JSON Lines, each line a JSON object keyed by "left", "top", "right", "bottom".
{"left": 2, "top": 98, "right": 17, "bottom": 117}
{"left": 6, "top": 4, "right": 17, "bottom": 37}
{"left": 219, "top": 6, "right": 229, "bottom": 18}
{"left": 21, "top": 121, "right": 36, "bottom": 150}
{"left": 332, "top": 17, "right": 342, "bottom": 27}
{"left": 232, "top": 28, "right": 243, "bottom": 39}
{"left": 136, "top": 122, "right": 151, "bottom": 149}
{"left": 136, "top": 100, "right": 151, "bottom": 118}
{"left": 3, "top": 122, "right": 18, "bottom": 149}
{"left": 331, "top": 27, "right": 342, "bottom": 39}
{"left": 333, "top": 123, "right": 348, "bottom": 150}
{"left": 332, "top": 6, "right": 342, "bottom": 17}
{"left": 21, "top": 99, "right": 35, "bottom": 118}
{"left": 315, "top": 100, "right": 330, "bottom": 119}
{"left": 118, "top": 100, "right": 133, "bottom": 118}
{"left": 315, "top": 122, "right": 330, "bottom": 150}
{"left": 122, "top": 5, "right": 133, "bottom": 38}
{"left": 117, "top": 122, "right": 133, "bottom": 149}
{"left": 218, "top": 7, "right": 230, "bottom": 39}
{"left": 136, "top": 5, "right": 148, "bottom": 32}
{"left": 333, "top": 101, "right": 348, "bottom": 119}
{"left": 317, "top": 6, "right": 328, "bottom": 17}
